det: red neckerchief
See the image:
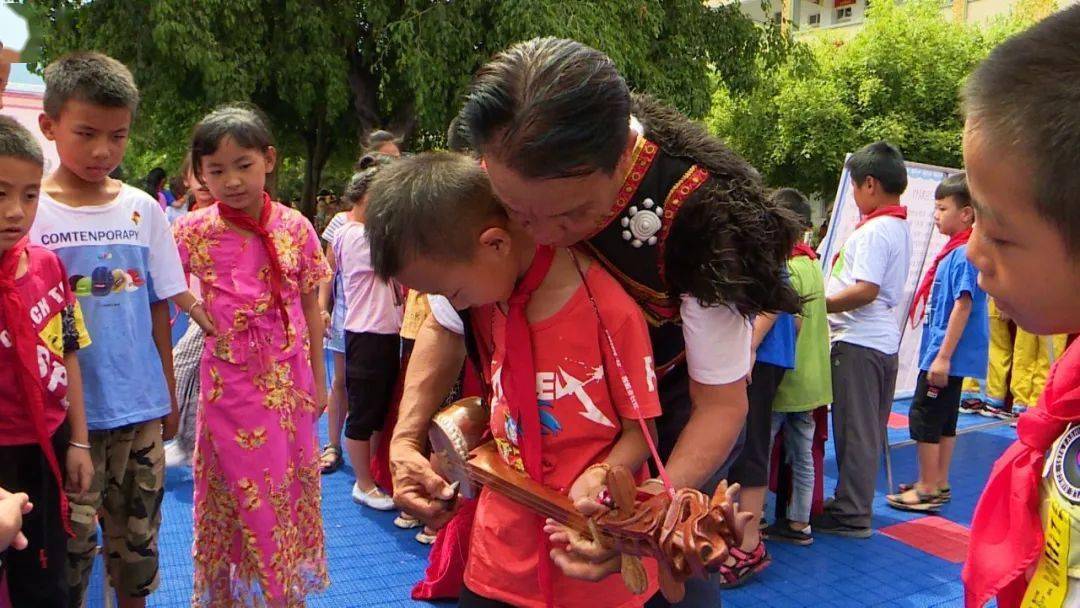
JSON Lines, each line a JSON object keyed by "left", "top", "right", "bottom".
{"left": 832, "top": 205, "right": 908, "bottom": 268}
{"left": 0, "top": 237, "right": 72, "bottom": 537}
{"left": 500, "top": 244, "right": 556, "bottom": 606}
{"left": 217, "top": 193, "right": 289, "bottom": 333}
{"left": 964, "top": 341, "right": 1080, "bottom": 608}
{"left": 790, "top": 242, "right": 818, "bottom": 260}
{"left": 908, "top": 228, "right": 972, "bottom": 328}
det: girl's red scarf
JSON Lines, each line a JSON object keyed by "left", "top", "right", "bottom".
{"left": 0, "top": 237, "right": 72, "bottom": 536}
{"left": 832, "top": 205, "right": 907, "bottom": 267}
{"left": 791, "top": 242, "right": 818, "bottom": 260}
{"left": 963, "top": 341, "right": 1080, "bottom": 608}
{"left": 217, "top": 193, "right": 290, "bottom": 333}
{"left": 908, "top": 228, "right": 972, "bottom": 328}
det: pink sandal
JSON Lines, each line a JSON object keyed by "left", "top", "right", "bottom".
{"left": 717, "top": 541, "right": 771, "bottom": 588}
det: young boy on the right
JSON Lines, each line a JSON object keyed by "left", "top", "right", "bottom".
{"left": 961, "top": 6, "right": 1080, "bottom": 607}
{"left": 887, "top": 172, "right": 987, "bottom": 513}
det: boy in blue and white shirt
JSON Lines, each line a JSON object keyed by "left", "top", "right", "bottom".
{"left": 31, "top": 52, "right": 202, "bottom": 608}
{"left": 887, "top": 172, "right": 988, "bottom": 512}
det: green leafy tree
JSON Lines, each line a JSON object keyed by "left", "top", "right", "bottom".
{"left": 708, "top": 0, "right": 1046, "bottom": 199}
{"left": 23, "top": 0, "right": 789, "bottom": 217}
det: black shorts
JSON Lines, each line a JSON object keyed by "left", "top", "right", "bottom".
{"left": 0, "top": 422, "right": 70, "bottom": 608}
{"left": 344, "top": 331, "right": 401, "bottom": 441}
{"left": 908, "top": 371, "right": 963, "bottom": 443}
{"left": 728, "top": 362, "right": 787, "bottom": 488}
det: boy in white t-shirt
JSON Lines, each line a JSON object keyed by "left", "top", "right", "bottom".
{"left": 813, "top": 141, "right": 912, "bottom": 538}
{"left": 30, "top": 52, "right": 209, "bottom": 608}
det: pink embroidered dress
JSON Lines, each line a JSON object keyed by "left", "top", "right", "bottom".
{"left": 172, "top": 201, "right": 331, "bottom": 606}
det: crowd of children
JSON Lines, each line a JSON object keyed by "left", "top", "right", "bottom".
{"left": 1, "top": 6, "right": 1079, "bottom": 607}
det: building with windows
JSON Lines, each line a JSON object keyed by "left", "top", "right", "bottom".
{"left": 710, "top": 0, "right": 1072, "bottom": 37}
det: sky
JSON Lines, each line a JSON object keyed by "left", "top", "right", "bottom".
{"left": 0, "top": 3, "right": 43, "bottom": 87}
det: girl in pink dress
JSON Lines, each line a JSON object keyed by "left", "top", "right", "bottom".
{"left": 172, "top": 106, "right": 331, "bottom": 607}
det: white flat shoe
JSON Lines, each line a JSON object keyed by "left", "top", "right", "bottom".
{"left": 352, "top": 483, "right": 395, "bottom": 511}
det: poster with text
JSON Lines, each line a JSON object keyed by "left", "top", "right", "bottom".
{"left": 818, "top": 158, "right": 961, "bottom": 398}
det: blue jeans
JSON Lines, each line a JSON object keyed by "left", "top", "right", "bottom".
{"left": 769, "top": 411, "right": 816, "bottom": 524}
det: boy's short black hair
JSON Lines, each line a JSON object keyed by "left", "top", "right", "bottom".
{"left": 934, "top": 172, "right": 971, "bottom": 207}
{"left": 963, "top": 5, "right": 1080, "bottom": 252}
{"left": 771, "top": 187, "right": 812, "bottom": 227}
{"left": 43, "top": 52, "right": 139, "bottom": 118}
{"left": 457, "top": 37, "right": 631, "bottom": 179}
{"left": 845, "top": 141, "right": 908, "bottom": 195}
{"left": 0, "top": 116, "right": 44, "bottom": 167}
{"left": 366, "top": 151, "right": 506, "bottom": 280}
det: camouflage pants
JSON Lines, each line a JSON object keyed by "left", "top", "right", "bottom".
{"left": 66, "top": 420, "right": 164, "bottom": 606}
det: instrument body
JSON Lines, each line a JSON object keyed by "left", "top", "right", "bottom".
{"left": 429, "top": 396, "right": 488, "bottom": 499}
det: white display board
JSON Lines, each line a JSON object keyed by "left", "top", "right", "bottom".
{"left": 2, "top": 83, "right": 59, "bottom": 175}
{"left": 817, "top": 158, "right": 961, "bottom": 398}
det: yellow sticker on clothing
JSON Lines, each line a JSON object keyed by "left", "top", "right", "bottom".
{"left": 1022, "top": 498, "right": 1071, "bottom": 608}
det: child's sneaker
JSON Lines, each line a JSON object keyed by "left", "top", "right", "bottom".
{"left": 164, "top": 441, "right": 191, "bottom": 468}
{"left": 980, "top": 404, "right": 1015, "bottom": 421}
{"left": 959, "top": 398, "right": 985, "bottom": 415}
{"left": 352, "top": 484, "right": 395, "bottom": 511}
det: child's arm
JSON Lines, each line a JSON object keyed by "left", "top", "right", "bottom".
{"left": 301, "top": 289, "right": 328, "bottom": 414}
{"left": 568, "top": 418, "right": 656, "bottom": 508}
{"left": 150, "top": 300, "right": 179, "bottom": 440}
{"left": 927, "top": 293, "right": 973, "bottom": 388}
{"left": 170, "top": 290, "right": 216, "bottom": 336}
{"left": 317, "top": 247, "right": 335, "bottom": 335}
{"left": 752, "top": 313, "right": 777, "bottom": 352}
{"left": 63, "top": 352, "right": 93, "bottom": 494}
{"left": 826, "top": 281, "right": 880, "bottom": 313}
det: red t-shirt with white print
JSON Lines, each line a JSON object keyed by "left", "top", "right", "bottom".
{"left": 463, "top": 261, "right": 662, "bottom": 608}
{"left": 0, "top": 245, "right": 91, "bottom": 445}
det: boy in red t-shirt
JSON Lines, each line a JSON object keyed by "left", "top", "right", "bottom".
{"left": 0, "top": 116, "right": 92, "bottom": 606}
{"left": 960, "top": 7, "right": 1080, "bottom": 608}
{"left": 366, "top": 151, "right": 662, "bottom": 607}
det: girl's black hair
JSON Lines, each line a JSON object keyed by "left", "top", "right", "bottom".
{"left": 343, "top": 153, "right": 395, "bottom": 206}
{"left": 632, "top": 94, "right": 802, "bottom": 316}
{"left": 144, "top": 166, "right": 166, "bottom": 194}
{"left": 190, "top": 104, "right": 275, "bottom": 183}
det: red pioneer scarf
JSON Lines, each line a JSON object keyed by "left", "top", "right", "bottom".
{"left": 963, "top": 341, "right": 1080, "bottom": 608}
{"left": 832, "top": 205, "right": 907, "bottom": 268}
{"left": 501, "top": 244, "right": 556, "bottom": 606}
{"left": 217, "top": 193, "right": 289, "bottom": 333}
{"left": 0, "top": 237, "right": 72, "bottom": 537}
{"left": 908, "top": 228, "right": 972, "bottom": 328}
{"left": 791, "top": 242, "right": 818, "bottom": 260}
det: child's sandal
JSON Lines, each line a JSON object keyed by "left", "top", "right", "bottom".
{"left": 319, "top": 444, "right": 342, "bottom": 474}
{"left": 886, "top": 488, "right": 942, "bottom": 512}
{"left": 717, "top": 542, "right": 771, "bottom": 589}
{"left": 897, "top": 482, "right": 951, "bottom": 503}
